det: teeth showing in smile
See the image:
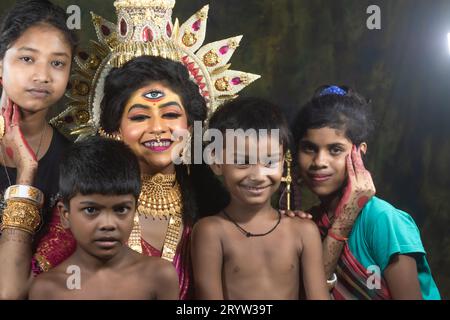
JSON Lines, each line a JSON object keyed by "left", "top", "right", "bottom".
{"left": 144, "top": 141, "right": 171, "bottom": 148}
{"left": 243, "top": 186, "right": 268, "bottom": 191}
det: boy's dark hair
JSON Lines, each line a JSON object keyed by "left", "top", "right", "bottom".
{"left": 208, "top": 97, "right": 291, "bottom": 153}
{"left": 0, "top": 0, "right": 78, "bottom": 59}
{"left": 293, "top": 85, "right": 374, "bottom": 148}
{"left": 100, "top": 55, "right": 206, "bottom": 133}
{"left": 59, "top": 137, "right": 141, "bottom": 207}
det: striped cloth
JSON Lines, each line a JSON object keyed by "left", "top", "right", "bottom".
{"left": 316, "top": 213, "right": 391, "bottom": 300}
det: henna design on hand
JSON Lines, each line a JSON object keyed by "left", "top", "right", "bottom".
{"left": 332, "top": 145, "right": 376, "bottom": 236}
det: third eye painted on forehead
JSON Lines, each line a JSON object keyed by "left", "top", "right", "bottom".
{"left": 142, "top": 90, "right": 165, "bottom": 102}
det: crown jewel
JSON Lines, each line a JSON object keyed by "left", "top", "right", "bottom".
{"left": 51, "top": 1, "right": 261, "bottom": 139}
{"left": 114, "top": 0, "right": 176, "bottom": 10}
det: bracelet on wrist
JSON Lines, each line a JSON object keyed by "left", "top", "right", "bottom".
{"left": 327, "top": 272, "right": 337, "bottom": 290}
{"left": 0, "top": 199, "right": 42, "bottom": 235}
{"left": 4, "top": 185, "right": 44, "bottom": 208}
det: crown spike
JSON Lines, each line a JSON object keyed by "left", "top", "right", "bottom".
{"left": 114, "top": 0, "right": 175, "bottom": 10}
{"left": 196, "top": 35, "right": 243, "bottom": 71}
{"left": 178, "top": 5, "right": 209, "bottom": 53}
{"left": 90, "top": 12, "right": 117, "bottom": 49}
{"left": 212, "top": 70, "right": 261, "bottom": 97}
{"left": 172, "top": 18, "right": 180, "bottom": 40}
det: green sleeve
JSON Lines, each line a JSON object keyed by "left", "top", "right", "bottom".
{"left": 368, "top": 206, "right": 425, "bottom": 272}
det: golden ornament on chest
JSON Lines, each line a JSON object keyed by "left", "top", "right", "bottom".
{"left": 137, "top": 173, "right": 182, "bottom": 219}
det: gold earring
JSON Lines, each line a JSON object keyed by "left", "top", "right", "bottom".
{"left": 180, "top": 131, "right": 192, "bottom": 164}
{"left": 281, "top": 150, "right": 293, "bottom": 211}
{"left": 98, "top": 127, "right": 122, "bottom": 141}
{"left": 180, "top": 131, "right": 192, "bottom": 176}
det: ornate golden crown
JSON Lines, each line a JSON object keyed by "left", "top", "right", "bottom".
{"left": 51, "top": 0, "right": 261, "bottom": 139}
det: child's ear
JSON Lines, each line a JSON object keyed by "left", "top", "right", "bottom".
{"left": 208, "top": 150, "right": 223, "bottom": 176}
{"left": 359, "top": 142, "right": 368, "bottom": 155}
{"left": 57, "top": 201, "right": 71, "bottom": 229}
{"left": 210, "top": 163, "right": 223, "bottom": 176}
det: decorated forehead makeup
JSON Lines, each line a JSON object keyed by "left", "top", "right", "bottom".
{"left": 53, "top": 0, "right": 260, "bottom": 139}
{"left": 142, "top": 89, "right": 165, "bottom": 102}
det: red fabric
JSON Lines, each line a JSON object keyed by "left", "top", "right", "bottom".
{"left": 316, "top": 212, "right": 391, "bottom": 300}
{"left": 141, "top": 225, "right": 193, "bottom": 300}
{"left": 32, "top": 206, "right": 76, "bottom": 274}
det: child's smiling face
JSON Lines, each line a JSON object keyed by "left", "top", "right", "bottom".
{"left": 298, "top": 127, "right": 355, "bottom": 198}
{"left": 212, "top": 134, "right": 284, "bottom": 208}
{"left": 0, "top": 23, "right": 71, "bottom": 113}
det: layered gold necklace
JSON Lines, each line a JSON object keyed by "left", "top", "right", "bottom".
{"left": 128, "top": 173, "right": 183, "bottom": 262}
{"left": 138, "top": 173, "right": 182, "bottom": 219}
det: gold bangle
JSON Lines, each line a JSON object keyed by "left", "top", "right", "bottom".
{"left": 4, "top": 185, "right": 44, "bottom": 208}
{"left": 0, "top": 199, "right": 41, "bottom": 235}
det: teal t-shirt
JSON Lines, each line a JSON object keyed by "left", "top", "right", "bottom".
{"left": 347, "top": 196, "right": 441, "bottom": 300}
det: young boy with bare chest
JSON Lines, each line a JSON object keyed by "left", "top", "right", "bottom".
{"left": 28, "top": 137, "right": 179, "bottom": 299}
{"left": 191, "top": 98, "right": 329, "bottom": 300}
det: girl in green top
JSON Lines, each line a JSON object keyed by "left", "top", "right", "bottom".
{"left": 292, "top": 85, "right": 440, "bottom": 300}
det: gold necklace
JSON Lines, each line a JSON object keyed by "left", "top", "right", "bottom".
{"left": 128, "top": 212, "right": 143, "bottom": 253}
{"left": 137, "top": 173, "right": 182, "bottom": 219}
{"left": 128, "top": 173, "right": 184, "bottom": 261}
